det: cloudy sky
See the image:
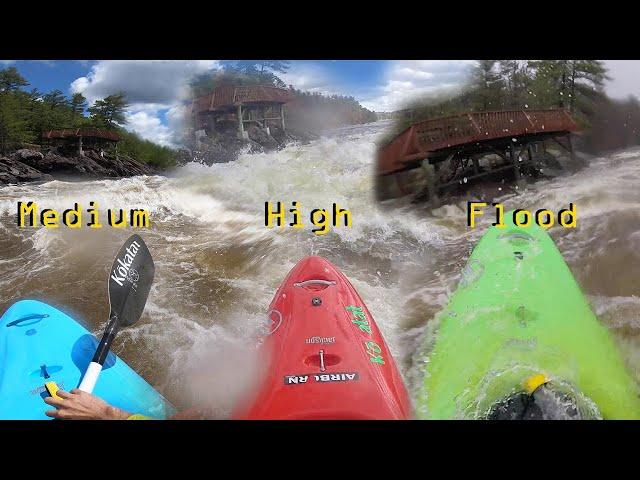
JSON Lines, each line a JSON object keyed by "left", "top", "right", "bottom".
{"left": 3, "top": 60, "right": 639, "bottom": 146}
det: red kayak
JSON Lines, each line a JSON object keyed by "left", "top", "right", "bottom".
{"left": 233, "top": 256, "right": 411, "bottom": 420}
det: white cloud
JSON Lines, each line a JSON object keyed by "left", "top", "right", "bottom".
{"left": 71, "top": 60, "right": 219, "bottom": 106}
{"left": 280, "top": 62, "right": 341, "bottom": 96}
{"left": 0, "top": 60, "right": 16, "bottom": 65}
{"left": 360, "top": 60, "right": 475, "bottom": 112}
{"left": 71, "top": 60, "right": 220, "bottom": 146}
{"left": 604, "top": 60, "right": 640, "bottom": 100}
{"left": 126, "top": 110, "right": 173, "bottom": 146}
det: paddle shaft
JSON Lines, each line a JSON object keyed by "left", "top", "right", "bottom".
{"left": 78, "top": 315, "right": 120, "bottom": 393}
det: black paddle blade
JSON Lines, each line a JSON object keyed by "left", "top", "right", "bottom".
{"left": 108, "top": 234, "right": 154, "bottom": 327}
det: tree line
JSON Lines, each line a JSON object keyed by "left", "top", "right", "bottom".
{"left": 395, "top": 60, "right": 640, "bottom": 154}
{"left": 401, "top": 60, "right": 608, "bottom": 122}
{"left": 0, "top": 66, "right": 176, "bottom": 166}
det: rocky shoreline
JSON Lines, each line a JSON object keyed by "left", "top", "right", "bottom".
{"left": 1, "top": 126, "right": 319, "bottom": 185}
{"left": 186, "top": 125, "right": 319, "bottom": 165}
{"left": 1, "top": 148, "right": 154, "bottom": 186}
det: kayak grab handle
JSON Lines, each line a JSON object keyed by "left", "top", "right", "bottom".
{"left": 293, "top": 280, "right": 336, "bottom": 288}
{"left": 6, "top": 314, "right": 49, "bottom": 327}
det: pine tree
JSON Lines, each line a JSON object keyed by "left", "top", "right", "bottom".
{"left": 0, "top": 67, "right": 29, "bottom": 92}
{"left": 470, "top": 60, "right": 503, "bottom": 110}
{"left": 0, "top": 67, "right": 31, "bottom": 153}
{"left": 567, "top": 60, "right": 609, "bottom": 116}
{"left": 88, "top": 93, "right": 128, "bottom": 129}
{"left": 70, "top": 93, "right": 87, "bottom": 118}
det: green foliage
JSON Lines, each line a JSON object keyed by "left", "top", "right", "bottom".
{"left": 88, "top": 93, "right": 128, "bottom": 129}
{"left": 0, "top": 68, "right": 32, "bottom": 152}
{"left": 286, "top": 88, "right": 377, "bottom": 131}
{"left": 70, "top": 93, "right": 87, "bottom": 117}
{"left": 386, "top": 60, "right": 640, "bottom": 154}
{"left": 0, "top": 67, "right": 176, "bottom": 166}
{"left": 470, "top": 60, "right": 504, "bottom": 110}
{"left": 0, "top": 67, "right": 29, "bottom": 92}
{"left": 116, "top": 128, "right": 177, "bottom": 168}
{"left": 0, "top": 90, "right": 34, "bottom": 152}
{"left": 392, "top": 60, "right": 611, "bottom": 134}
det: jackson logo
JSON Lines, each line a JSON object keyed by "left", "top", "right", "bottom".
{"left": 305, "top": 336, "right": 336, "bottom": 344}
{"left": 110, "top": 240, "right": 141, "bottom": 287}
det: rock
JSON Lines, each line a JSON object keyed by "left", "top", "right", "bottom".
{"left": 37, "top": 150, "right": 108, "bottom": 176}
{"left": 0, "top": 147, "right": 153, "bottom": 185}
{"left": 83, "top": 150, "right": 153, "bottom": 177}
{"left": 175, "top": 148, "right": 194, "bottom": 165}
{"left": 193, "top": 132, "right": 264, "bottom": 165}
{"left": 11, "top": 149, "right": 44, "bottom": 168}
{"left": 0, "top": 157, "right": 52, "bottom": 185}
{"left": 191, "top": 125, "right": 319, "bottom": 166}
{"left": 281, "top": 127, "right": 319, "bottom": 144}
{"left": 32, "top": 149, "right": 152, "bottom": 178}
{"left": 247, "top": 126, "right": 279, "bottom": 150}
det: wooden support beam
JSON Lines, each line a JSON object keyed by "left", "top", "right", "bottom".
{"left": 438, "top": 164, "right": 516, "bottom": 189}
{"left": 551, "top": 135, "right": 572, "bottom": 153}
{"left": 566, "top": 134, "right": 575, "bottom": 162}
{"left": 527, "top": 143, "right": 535, "bottom": 162}
{"left": 472, "top": 157, "right": 480, "bottom": 175}
{"left": 510, "top": 142, "right": 524, "bottom": 186}
{"left": 489, "top": 147, "right": 509, "bottom": 162}
{"left": 237, "top": 104, "right": 245, "bottom": 139}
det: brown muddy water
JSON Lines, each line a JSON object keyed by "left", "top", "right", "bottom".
{"left": 1, "top": 121, "right": 639, "bottom": 416}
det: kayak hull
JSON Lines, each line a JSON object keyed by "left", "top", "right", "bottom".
{"left": 417, "top": 215, "right": 640, "bottom": 419}
{"left": 234, "top": 256, "right": 411, "bottom": 420}
{"left": 0, "top": 300, "right": 175, "bottom": 420}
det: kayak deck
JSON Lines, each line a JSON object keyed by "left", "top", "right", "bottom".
{"left": 234, "top": 256, "right": 411, "bottom": 419}
{"left": 416, "top": 215, "right": 640, "bottom": 419}
{"left": 0, "top": 300, "right": 175, "bottom": 420}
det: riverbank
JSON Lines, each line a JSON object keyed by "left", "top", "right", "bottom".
{"left": 1, "top": 126, "right": 320, "bottom": 184}
{"left": 0, "top": 148, "right": 153, "bottom": 185}
{"left": 187, "top": 125, "right": 319, "bottom": 165}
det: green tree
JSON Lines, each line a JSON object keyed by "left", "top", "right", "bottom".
{"left": 70, "top": 93, "right": 87, "bottom": 117}
{"left": 470, "top": 60, "right": 503, "bottom": 110}
{"left": 42, "top": 89, "right": 69, "bottom": 109}
{"left": 231, "top": 60, "right": 290, "bottom": 76}
{"left": 116, "top": 128, "right": 177, "bottom": 167}
{"left": 0, "top": 67, "right": 31, "bottom": 153}
{"left": 0, "top": 93, "right": 30, "bottom": 153}
{"left": 88, "top": 93, "right": 128, "bottom": 129}
{"left": 0, "top": 66, "right": 29, "bottom": 92}
{"left": 567, "top": 60, "right": 609, "bottom": 116}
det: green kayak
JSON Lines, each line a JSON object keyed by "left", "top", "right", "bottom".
{"left": 416, "top": 212, "right": 640, "bottom": 419}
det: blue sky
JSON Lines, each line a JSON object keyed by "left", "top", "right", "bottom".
{"left": 1, "top": 60, "right": 638, "bottom": 146}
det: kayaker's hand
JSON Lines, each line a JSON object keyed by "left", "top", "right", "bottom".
{"left": 44, "top": 388, "right": 131, "bottom": 420}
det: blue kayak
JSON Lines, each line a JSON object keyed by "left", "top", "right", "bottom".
{"left": 0, "top": 300, "right": 175, "bottom": 420}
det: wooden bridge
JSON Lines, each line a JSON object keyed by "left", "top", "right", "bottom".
{"left": 376, "top": 109, "right": 578, "bottom": 202}
{"left": 189, "top": 85, "right": 295, "bottom": 140}
{"left": 42, "top": 128, "right": 121, "bottom": 157}
{"left": 42, "top": 128, "right": 121, "bottom": 142}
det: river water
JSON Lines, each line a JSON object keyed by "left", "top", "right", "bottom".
{"left": 1, "top": 121, "right": 639, "bottom": 416}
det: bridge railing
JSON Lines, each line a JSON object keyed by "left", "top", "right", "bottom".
{"left": 378, "top": 109, "right": 577, "bottom": 175}
{"left": 42, "top": 128, "right": 121, "bottom": 142}
{"left": 413, "top": 109, "right": 576, "bottom": 152}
